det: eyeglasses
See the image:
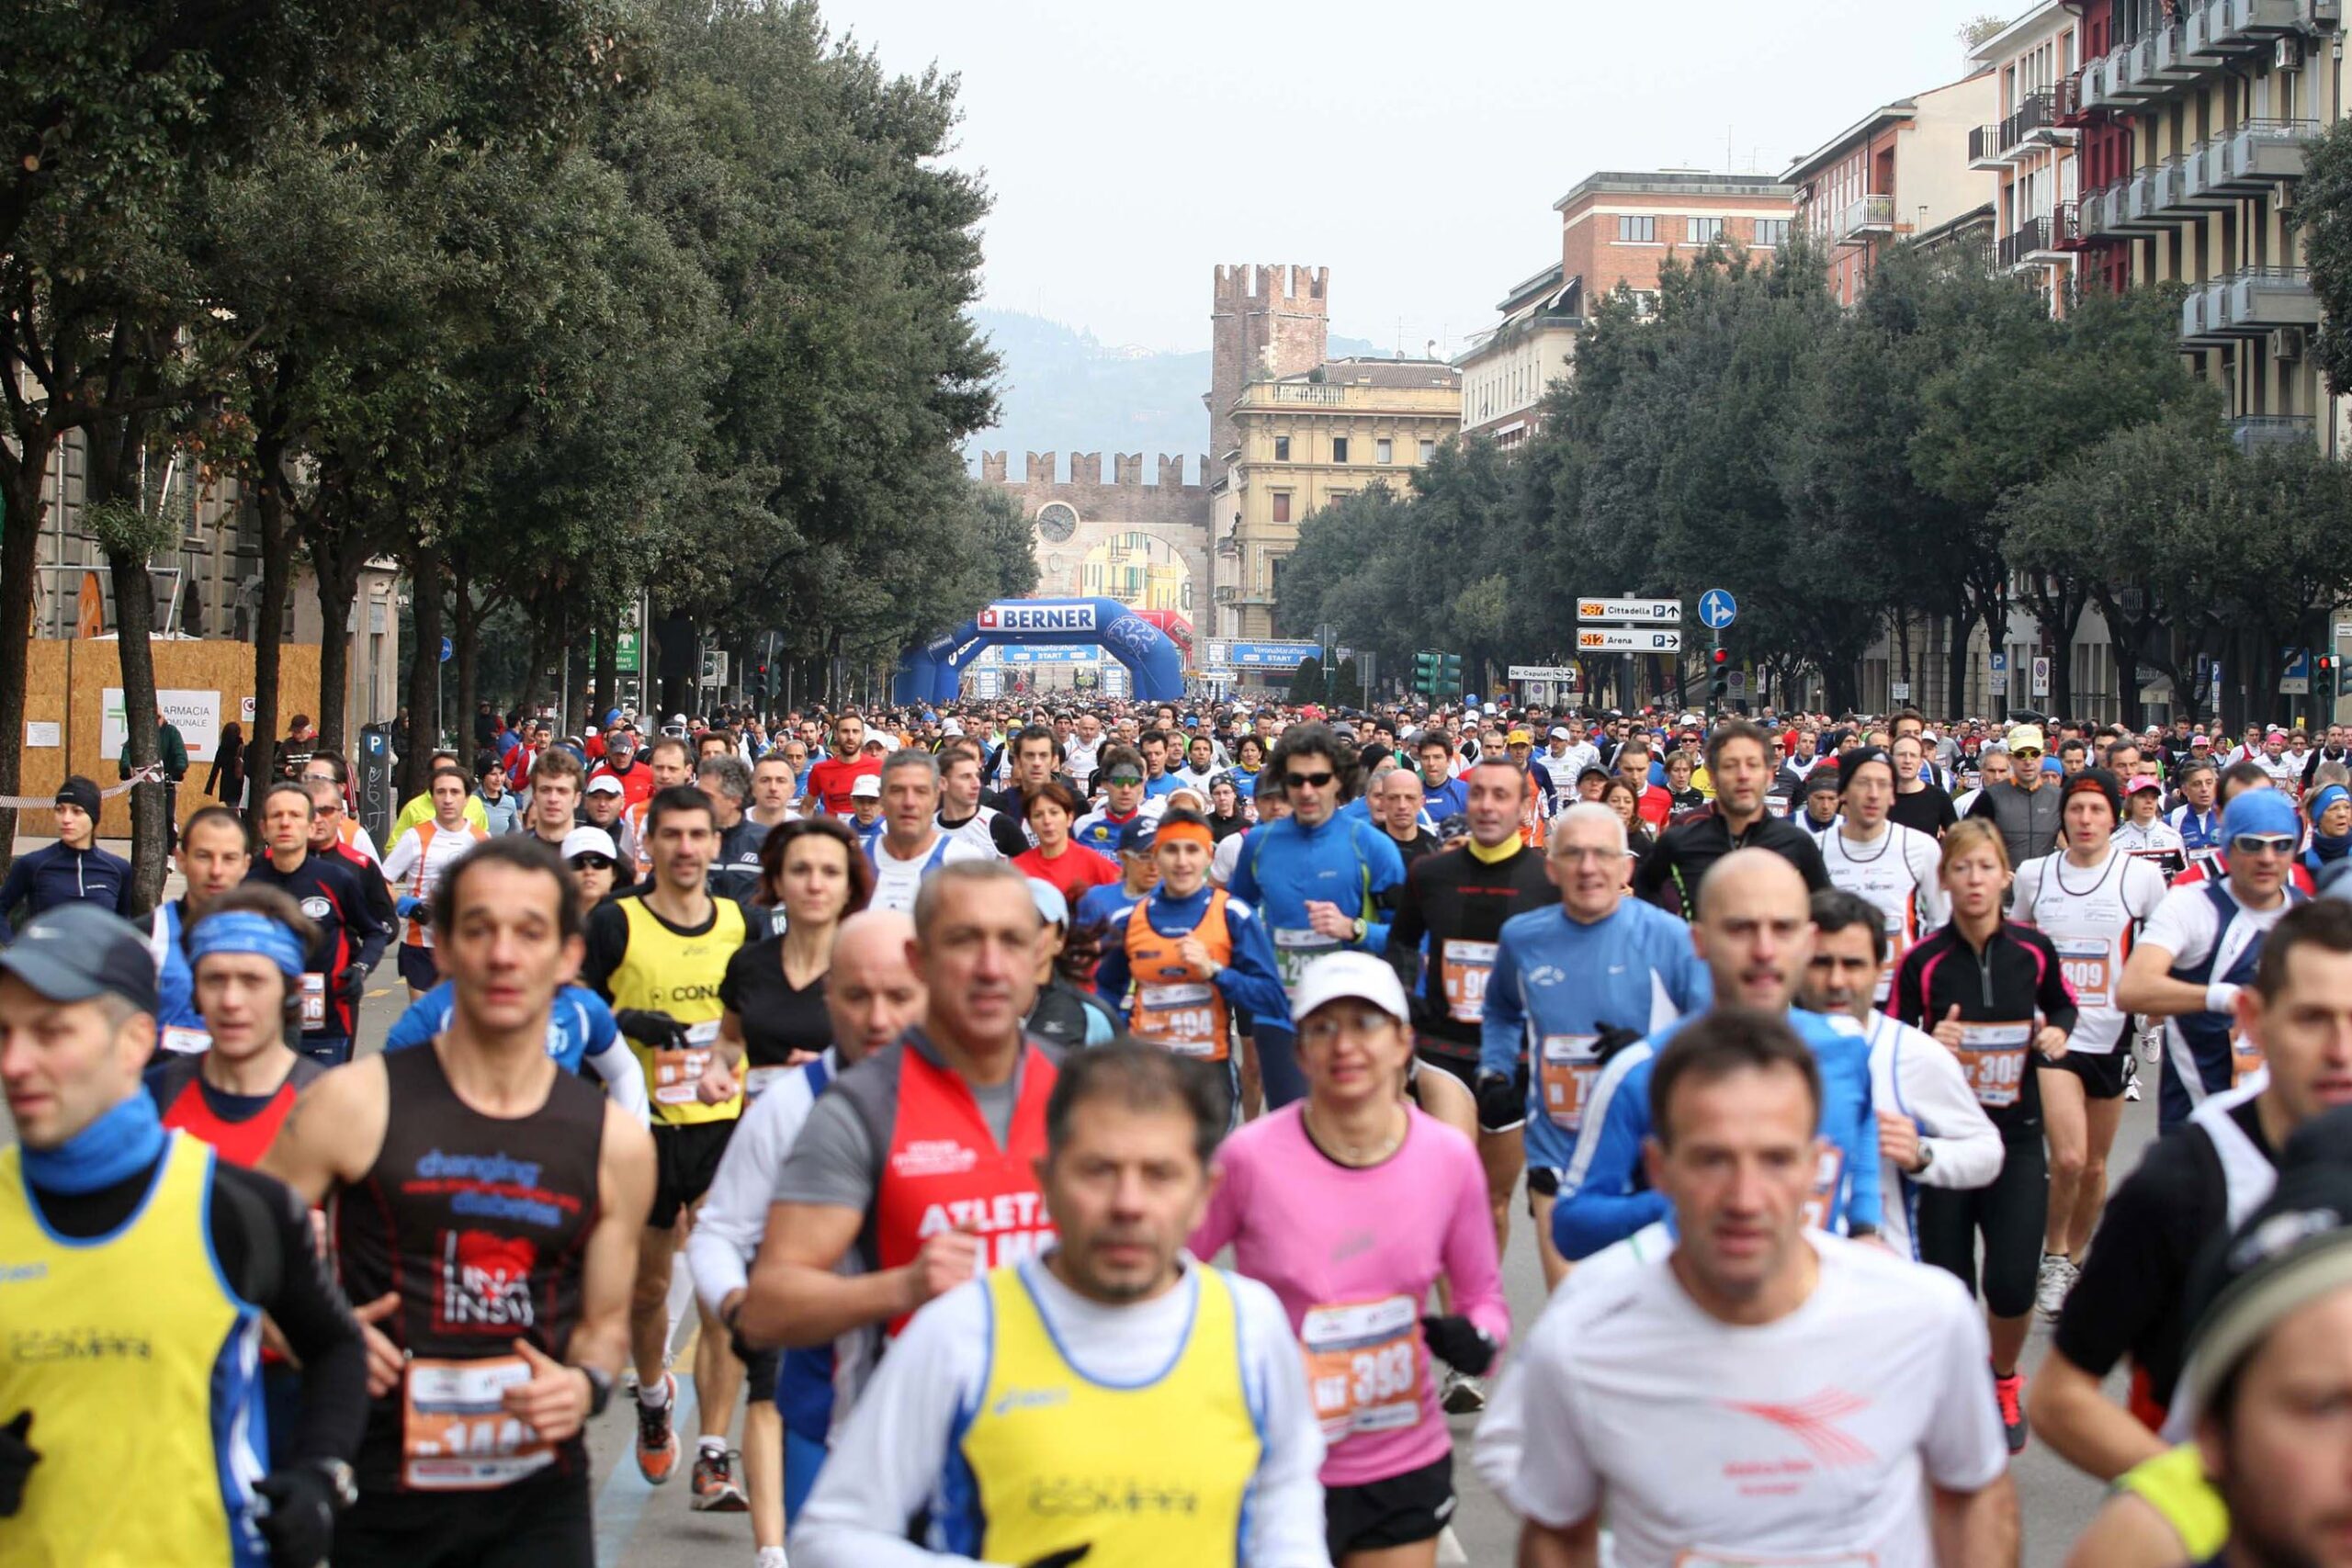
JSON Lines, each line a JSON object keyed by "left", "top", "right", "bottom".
{"left": 1105, "top": 773, "right": 1144, "bottom": 787}
{"left": 1284, "top": 771, "right": 1336, "bottom": 790}
{"left": 2231, "top": 834, "right": 2298, "bottom": 857}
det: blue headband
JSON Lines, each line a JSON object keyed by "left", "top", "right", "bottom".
{"left": 2314, "top": 785, "right": 2352, "bottom": 826}
{"left": 2223, "top": 788, "right": 2301, "bottom": 842}
{"left": 187, "top": 911, "right": 307, "bottom": 979}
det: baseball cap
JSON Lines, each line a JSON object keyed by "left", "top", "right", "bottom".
{"left": 1289, "top": 950, "right": 1412, "bottom": 1029}
{"left": 1506, "top": 728, "right": 1532, "bottom": 746}
{"left": 1548, "top": 726, "right": 1570, "bottom": 740}
{"left": 2006, "top": 724, "right": 2045, "bottom": 753}
{"left": 2126, "top": 774, "right": 2165, "bottom": 796}
{"left": 1117, "top": 816, "right": 1159, "bottom": 855}
{"left": 0, "top": 905, "right": 160, "bottom": 1015}
{"left": 850, "top": 773, "right": 882, "bottom": 799}
{"left": 560, "top": 827, "right": 618, "bottom": 863}
{"left": 2191, "top": 732, "right": 2213, "bottom": 747}
{"left": 584, "top": 774, "right": 623, "bottom": 796}
{"left": 1028, "top": 878, "right": 1069, "bottom": 928}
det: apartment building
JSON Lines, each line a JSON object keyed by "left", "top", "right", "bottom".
{"left": 2064, "top": 0, "right": 2346, "bottom": 455}
{"left": 1971, "top": 3, "right": 2084, "bottom": 306}
{"left": 1455, "top": 171, "right": 1793, "bottom": 446}
{"left": 1784, "top": 72, "right": 2000, "bottom": 305}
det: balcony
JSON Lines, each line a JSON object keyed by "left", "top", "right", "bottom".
{"left": 2205, "top": 0, "right": 2304, "bottom": 47}
{"left": 2218, "top": 267, "right": 2321, "bottom": 334}
{"left": 2079, "top": 182, "right": 2131, "bottom": 242}
{"left": 1265, "top": 382, "right": 1345, "bottom": 406}
{"left": 1969, "top": 124, "right": 2006, "bottom": 170}
{"left": 2100, "top": 40, "right": 2155, "bottom": 106}
{"left": 1997, "top": 218, "right": 2050, "bottom": 270}
{"left": 2052, "top": 200, "right": 2086, "bottom": 252}
{"left": 1836, "top": 193, "right": 1895, "bottom": 242}
{"left": 2232, "top": 414, "right": 2316, "bottom": 452}
{"left": 2143, "top": 155, "right": 2200, "bottom": 224}
{"left": 2055, "top": 71, "right": 2094, "bottom": 127}
{"left": 2182, "top": 283, "right": 2229, "bottom": 346}
{"left": 2233, "top": 118, "right": 2319, "bottom": 184}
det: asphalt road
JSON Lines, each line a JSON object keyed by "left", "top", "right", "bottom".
{"left": 10, "top": 955, "right": 2140, "bottom": 1566}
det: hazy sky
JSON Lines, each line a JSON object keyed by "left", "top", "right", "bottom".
{"left": 826, "top": 0, "right": 2017, "bottom": 355}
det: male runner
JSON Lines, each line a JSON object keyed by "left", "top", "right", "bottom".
{"left": 698, "top": 754, "right": 767, "bottom": 906}
{"left": 246, "top": 780, "right": 390, "bottom": 1066}
{"left": 147, "top": 886, "right": 327, "bottom": 1169}
{"left": 0, "top": 903, "right": 368, "bottom": 1568}
{"left": 1968, "top": 723, "right": 2064, "bottom": 867}
{"left": 748, "top": 753, "right": 797, "bottom": 833}
{"left": 935, "top": 739, "right": 1026, "bottom": 858}
{"left": 865, "top": 750, "right": 990, "bottom": 915}
{"left": 579, "top": 784, "right": 750, "bottom": 1500}
{"left": 804, "top": 713, "right": 881, "bottom": 817}
{"left": 621, "top": 738, "right": 696, "bottom": 874}
{"left": 381, "top": 764, "right": 491, "bottom": 998}
{"left": 522, "top": 747, "right": 588, "bottom": 852}
{"left": 1818, "top": 745, "right": 1947, "bottom": 1004}
{"left": 1635, "top": 719, "right": 1828, "bottom": 919}
{"left": 791, "top": 1043, "right": 1327, "bottom": 1568}
{"left": 591, "top": 722, "right": 655, "bottom": 808}
{"left": 1507, "top": 1010, "right": 2017, "bottom": 1567}
{"left": 1070, "top": 744, "right": 1164, "bottom": 855}
{"left": 264, "top": 838, "right": 656, "bottom": 1566}
{"left": 145, "top": 804, "right": 254, "bottom": 1055}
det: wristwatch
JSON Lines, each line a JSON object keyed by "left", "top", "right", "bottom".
{"left": 308, "top": 1457, "right": 358, "bottom": 1510}
{"left": 578, "top": 1364, "right": 615, "bottom": 1418}
{"left": 1916, "top": 1142, "right": 1936, "bottom": 1174}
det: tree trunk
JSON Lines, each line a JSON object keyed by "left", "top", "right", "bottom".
{"left": 308, "top": 529, "right": 363, "bottom": 761}
{"left": 83, "top": 398, "right": 167, "bottom": 912}
{"left": 449, "top": 557, "right": 483, "bottom": 768}
{"left": 0, "top": 448, "right": 55, "bottom": 880}
{"left": 592, "top": 605, "right": 618, "bottom": 729}
{"left": 401, "top": 540, "right": 446, "bottom": 800}
{"left": 1941, "top": 611, "right": 1968, "bottom": 724}
{"left": 246, "top": 467, "right": 292, "bottom": 823}
{"left": 517, "top": 584, "right": 556, "bottom": 721}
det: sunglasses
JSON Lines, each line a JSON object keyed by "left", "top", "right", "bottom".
{"left": 1104, "top": 773, "right": 1145, "bottom": 787}
{"left": 570, "top": 854, "right": 616, "bottom": 872}
{"left": 2231, "top": 834, "right": 2298, "bottom": 856}
{"left": 2011, "top": 748, "right": 2042, "bottom": 760}
{"left": 1284, "top": 770, "right": 1337, "bottom": 790}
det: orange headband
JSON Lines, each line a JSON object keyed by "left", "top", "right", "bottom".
{"left": 1156, "top": 820, "right": 1215, "bottom": 852}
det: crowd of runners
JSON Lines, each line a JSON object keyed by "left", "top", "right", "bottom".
{"left": 5, "top": 690, "right": 2351, "bottom": 1567}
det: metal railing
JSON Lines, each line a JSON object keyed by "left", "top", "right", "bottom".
{"left": 1997, "top": 216, "right": 2050, "bottom": 268}
{"left": 2231, "top": 414, "right": 2315, "bottom": 452}
{"left": 1838, "top": 193, "right": 1894, "bottom": 239}
{"left": 1264, "top": 383, "right": 1345, "bottom": 406}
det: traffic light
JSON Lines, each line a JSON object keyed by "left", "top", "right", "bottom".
{"left": 1414, "top": 650, "right": 1440, "bottom": 698}
{"left": 2319, "top": 654, "right": 2338, "bottom": 706}
{"left": 1711, "top": 646, "right": 1730, "bottom": 705}
{"left": 1440, "top": 653, "right": 1463, "bottom": 697}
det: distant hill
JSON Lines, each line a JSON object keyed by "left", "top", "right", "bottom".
{"left": 967, "top": 309, "right": 1381, "bottom": 483}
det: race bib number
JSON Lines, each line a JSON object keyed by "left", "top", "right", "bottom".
{"left": 651, "top": 1020, "right": 723, "bottom": 1108}
{"left": 1272, "top": 927, "right": 1340, "bottom": 992}
{"left": 1954, "top": 1021, "right": 2032, "bottom": 1109}
{"left": 1300, "top": 1294, "right": 1422, "bottom": 1443}
{"left": 160, "top": 1025, "right": 211, "bottom": 1055}
{"left": 300, "top": 973, "right": 326, "bottom": 1031}
{"left": 2053, "top": 937, "right": 2113, "bottom": 1010}
{"left": 1440, "top": 941, "right": 1497, "bottom": 1025}
{"left": 401, "top": 1356, "right": 557, "bottom": 1490}
{"left": 1136, "top": 981, "right": 1223, "bottom": 1059}
{"left": 2233, "top": 1029, "right": 2266, "bottom": 1087}
{"left": 1798, "top": 1145, "right": 1846, "bottom": 1232}
{"left": 1538, "top": 1033, "right": 1600, "bottom": 1131}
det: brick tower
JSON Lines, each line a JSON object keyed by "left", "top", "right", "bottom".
{"left": 1207, "top": 265, "right": 1329, "bottom": 486}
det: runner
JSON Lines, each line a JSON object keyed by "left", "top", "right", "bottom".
{"left": 619, "top": 738, "right": 697, "bottom": 873}
{"left": 1227, "top": 722, "right": 1407, "bottom": 1109}
{"left": 1504, "top": 1010, "right": 2018, "bottom": 1567}
{"left": 522, "top": 748, "right": 589, "bottom": 854}
{"left": 1554, "top": 847, "right": 1879, "bottom": 1260}
{"left": 717, "top": 818, "right": 873, "bottom": 1098}
{"left": 862, "top": 750, "right": 990, "bottom": 916}
{"left": 2119, "top": 788, "right": 2311, "bottom": 1133}
{"left": 804, "top": 713, "right": 881, "bottom": 817}
{"left": 698, "top": 754, "right": 768, "bottom": 906}
{"left": 0, "top": 776, "right": 133, "bottom": 938}
{"left": 1818, "top": 744, "right": 1947, "bottom": 1003}
{"left": 1184, "top": 951, "right": 1500, "bottom": 1568}
{"left": 2114, "top": 773, "right": 2188, "bottom": 877}
{"left": 934, "top": 739, "right": 1026, "bottom": 858}
{"left": 790, "top": 1043, "right": 1325, "bottom": 1567}
{"left": 1011, "top": 779, "right": 1120, "bottom": 909}
{"left": 262, "top": 838, "right": 657, "bottom": 1567}
{"left": 2011, "top": 770, "right": 2168, "bottom": 1318}
{"left": 1415, "top": 731, "right": 1469, "bottom": 819}
{"left": 579, "top": 783, "right": 752, "bottom": 1500}
{"left": 747, "top": 752, "right": 797, "bottom": 834}
{"left": 740, "top": 862, "right": 1061, "bottom": 1395}
{"left": 1968, "top": 722, "right": 2064, "bottom": 867}
{"left": 1023, "top": 878, "right": 1127, "bottom": 1047}
{"left": 300, "top": 750, "right": 382, "bottom": 865}
{"left": 590, "top": 721, "right": 657, "bottom": 808}
{"left": 305, "top": 775, "right": 400, "bottom": 946}
{"left": 1888, "top": 730, "right": 1960, "bottom": 838}
{"left": 144, "top": 804, "right": 254, "bottom": 1055}
{"left": 2168, "top": 756, "right": 2224, "bottom": 868}
{"left": 1634, "top": 719, "right": 1828, "bottom": 919}
{"left": 381, "top": 764, "right": 492, "bottom": 1000}
{"left": 1372, "top": 766, "right": 1442, "bottom": 863}
{"left": 2031, "top": 896, "right": 2352, "bottom": 1481}
{"left": 0, "top": 903, "right": 368, "bottom": 1568}
{"left": 564, "top": 826, "right": 623, "bottom": 910}
{"left": 246, "top": 779, "right": 390, "bottom": 1066}
{"left": 1888, "top": 817, "right": 2075, "bottom": 1452}
{"left": 1071, "top": 744, "right": 1166, "bottom": 856}
{"left": 1386, "top": 756, "right": 1556, "bottom": 1261}
{"left": 1800, "top": 889, "right": 2001, "bottom": 1263}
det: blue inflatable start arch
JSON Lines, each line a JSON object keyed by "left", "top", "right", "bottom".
{"left": 894, "top": 598, "right": 1186, "bottom": 705}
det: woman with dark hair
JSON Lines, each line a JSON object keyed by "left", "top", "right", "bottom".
{"left": 1233, "top": 733, "right": 1268, "bottom": 788}
{"left": 1011, "top": 778, "right": 1119, "bottom": 908}
{"left": 716, "top": 818, "right": 872, "bottom": 1095}
{"left": 207, "top": 721, "right": 247, "bottom": 807}
{"left": 1600, "top": 776, "right": 1656, "bottom": 861}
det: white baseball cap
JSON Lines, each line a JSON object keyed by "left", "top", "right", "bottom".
{"left": 560, "top": 827, "right": 618, "bottom": 863}
{"left": 584, "top": 774, "right": 623, "bottom": 796}
{"left": 851, "top": 773, "right": 882, "bottom": 798}
{"left": 1289, "top": 950, "right": 1412, "bottom": 1029}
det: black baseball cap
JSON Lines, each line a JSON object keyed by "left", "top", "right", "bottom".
{"left": 0, "top": 905, "right": 161, "bottom": 1015}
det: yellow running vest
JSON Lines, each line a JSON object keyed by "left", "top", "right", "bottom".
{"left": 950, "top": 1262, "right": 1262, "bottom": 1567}
{"left": 0, "top": 1134, "right": 265, "bottom": 1568}
{"left": 608, "top": 893, "right": 745, "bottom": 1125}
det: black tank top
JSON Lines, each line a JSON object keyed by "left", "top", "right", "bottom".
{"left": 334, "top": 1042, "right": 605, "bottom": 1489}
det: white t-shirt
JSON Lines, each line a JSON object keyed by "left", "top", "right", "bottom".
{"left": 793, "top": 1258, "right": 1329, "bottom": 1568}
{"left": 380, "top": 819, "right": 487, "bottom": 948}
{"left": 2012, "top": 846, "right": 2169, "bottom": 1051}
{"left": 1507, "top": 1233, "right": 2008, "bottom": 1568}
{"left": 864, "top": 831, "right": 991, "bottom": 915}
{"left": 1819, "top": 821, "right": 1947, "bottom": 1002}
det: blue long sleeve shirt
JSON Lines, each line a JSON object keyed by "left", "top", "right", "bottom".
{"left": 1479, "top": 899, "right": 1711, "bottom": 1170}
{"left": 1093, "top": 883, "right": 1293, "bottom": 1032}
{"left": 0, "top": 840, "right": 136, "bottom": 942}
{"left": 1551, "top": 1006, "right": 1882, "bottom": 1259}
{"left": 1225, "top": 810, "right": 1407, "bottom": 995}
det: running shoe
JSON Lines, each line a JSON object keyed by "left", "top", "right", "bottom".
{"left": 1441, "top": 1370, "right": 1487, "bottom": 1415}
{"left": 636, "top": 1373, "right": 681, "bottom": 1484}
{"left": 2135, "top": 1028, "right": 2162, "bottom": 1066}
{"left": 1994, "top": 1371, "right": 2028, "bottom": 1454}
{"left": 2034, "top": 1254, "right": 2076, "bottom": 1319}
{"left": 691, "top": 1447, "right": 749, "bottom": 1512}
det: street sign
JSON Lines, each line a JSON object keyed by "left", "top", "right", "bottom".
{"left": 1727, "top": 670, "right": 1748, "bottom": 696}
{"left": 2282, "top": 647, "right": 2312, "bottom": 695}
{"left": 438, "top": 636, "right": 453, "bottom": 664}
{"left": 1577, "top": 598, "right": 1682, "bottom": 625}
{"left": 1698, "top": 589, "right": 1737, "bottom": 630}
{"left": 2031, "top": 656, "right": 2051, "bottom": 698}
{"left": 2335, "top": 622, "right": 2352, "bottom": 642}
{"left": 1509, "top": 665, "right": 1579, "bottom": 682}
{"left": 1225, "top": 638, "right": 1322, "bottom": 668}
{"left": 1989, "top": 654, "right": 2008, "bottom": 696}
{"left": 699, "top": 647, "right": 729, "bottom": 684}
{"left": 1890, "top": 681, "right": 1911, "bottom": 702}
{"left": 1577, "top": 627, "right": 1683, "bottom": 653}
{"left": 615, "top": 628, "right": 641, "bottom": 674}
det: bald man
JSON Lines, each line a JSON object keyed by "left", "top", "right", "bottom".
{"left": 685, "top": 910, "right": 925, "bottom": 1549}
{"left": 1554, "top": 849, "right": 1885, "bottom": 1258}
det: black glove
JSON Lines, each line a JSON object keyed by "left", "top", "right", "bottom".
{"left": 1420, "top": 1314, "right": 1498, "bottom": 1377}
{"left": 615, "top": 1009, "right": 688, "bottom": 1051}
{"left": 1592, "top": 1023, "right": 1645, "bottom": 1065}
{"left": 337, "top": 963, "right": 369, "bottom": 1005}
{"left": 254, "top": 1464, "right": 336, "bottom": 1567}
{"left": 1023, "top": 1549, "right": 1091, "bottom": 1568}
{"left": 0, "top": 1411, "right": 38, "bottom": 1517}
{"left": 1473, "top": 1069, "right": 1522, "bottom": 1131}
